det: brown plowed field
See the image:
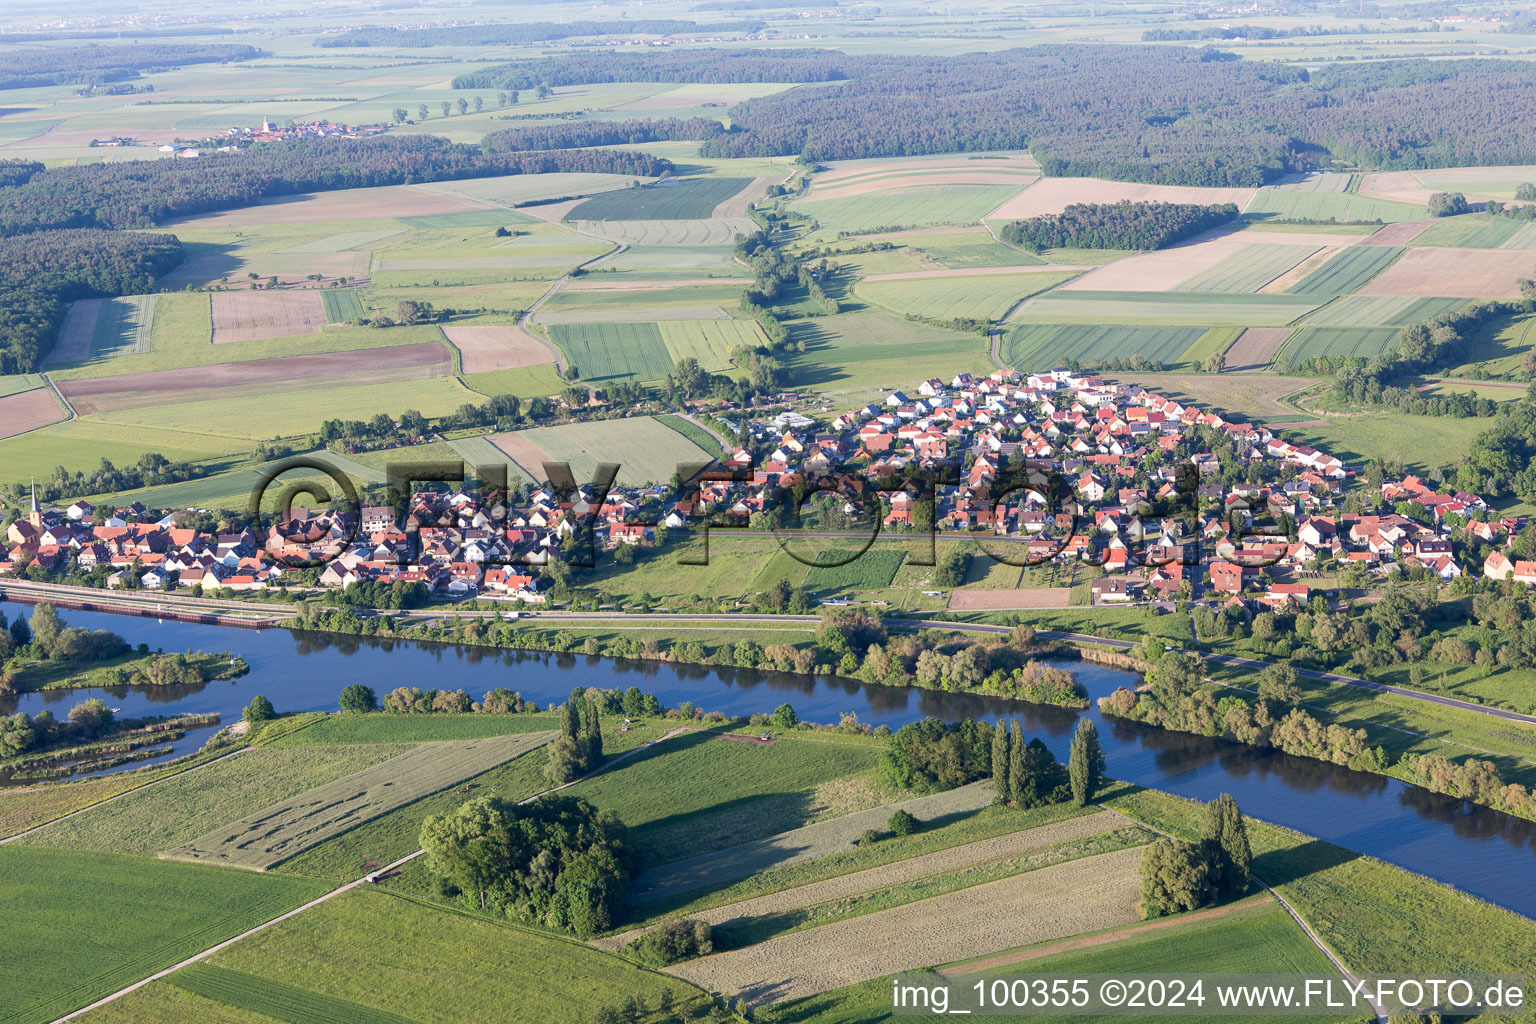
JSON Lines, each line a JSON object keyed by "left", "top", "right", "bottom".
{"left": 0, "top": 388, "right": 65, "bottom": 439}
{"left": 57, "top": 342, "right": 449, "bottom": 415}
{"left": 1359, "top": 220, "right": 1436, "bottom": 247}
{"left": 487, "top": 431, "right": 552, "bottom": 481}
{"left": 713, "top": 176, "right": 778, "bottom": 219}
{"left": 212, "top": 292, "right": 326, "bottom": 344}
{"left": 1359, "top": 247, "right": 1536, "bottom": 299}
{"left": 442, "top": 325, "right": 556, "bottom": 373}
{"left": 1225, "top": 328, "right": 1295, "bottom": 371}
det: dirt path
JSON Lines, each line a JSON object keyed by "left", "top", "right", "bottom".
{"left": 938, "top": 896, "right": 1266, "bottom": 975}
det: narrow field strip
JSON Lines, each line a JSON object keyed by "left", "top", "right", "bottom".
{"left": 167, "top": 962, "right": 425, "bottom": 1024}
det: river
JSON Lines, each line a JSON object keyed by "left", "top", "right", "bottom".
{"left": 3, "top": 599, "right": 1533, "bottom": 918}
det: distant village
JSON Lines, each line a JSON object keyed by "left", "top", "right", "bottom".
{"left": 92, "top": 118, "right": 390, "bottom": 158}
{"left": 2, "top": 368, "right": 1517, "bottom": 612}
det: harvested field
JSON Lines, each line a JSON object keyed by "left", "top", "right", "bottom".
{"left": 160, "top": 184, "right": 493, "bottom": 228}
{"left": 1225, "top": 328, "right": 1294, "bottom": 371}
{"left": 57, "top": 342, "right": 450, "bottom": 415}
{"left": 1286, "top": 246, "right": 1403, "bottom": 294}
{"left": 537, "top": 305, "right": 729, "bottom": 325}
{"left": 211, "top": 292, "right": 326, "bottom": 344}
{"left": 1268, "top": 172, "right": 1353, "bottom": 194}
{"left": 600, "top": 810, "right": 1123, "bottom": 950}
{"left": 0, "top": 388, "right": 65, "bottom": 440}
{"left": 986, "top": 178, "right": 1255, "bottom": 220}
{"left": 665, "top": 845, "right": 1144, "bottom": 1004}
{"left": 1360, "top": 247, "right": 1536, "bottom": 299}
{"left": 160, "top": 251, "right": 369, "bottom": 289}
{"left": 1057, "top": 237, "right": 1243, "bottom": 293}
{"left": 629, "top": 780, "right": 995, "bottom": 906}
{"left": 817, "top": 154, "right": 1038, "bottom": 189}
{"left": 48, "top": 298, "right": 104, "bottom": 365}
{"left": 714, "top": 175, "right": 778, "bottom": 218}
{"left": 1176, "top": 244, "right": 1321, "bottom": 293}
{"left": 165, "top": 733, "right": 552, "bottom": 870}
{"left": 1361, "top": 220, "right": 1436, "bottom": 246}
{"left": 947, "top": 588, "right": 1073, "bottom": 610}
{"left": 575, "top": 218, "right": 757, "bottom": 246}
{"left": 486, "top": 430, "right": 549, "bottom": 483}
{"left": 1356, "top": 171, "right": 1454, "bottom": 206}
{"left": 1258, "top": 246, "right": 1342, "bottom": 293}
{"left": 442, "top": 325, "right": 556, "bottom": 373}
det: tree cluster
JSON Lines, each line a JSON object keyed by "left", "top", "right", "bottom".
{"left": 0, "top": 43, "right": 257, "bottom": 91}
{"left": 420, "top": 794, "right": 632, "bottom": 936}
{"left": 482, "top": 117, "right": 725, "bottom": 153}
{"left": 882, "top": 717, "right": 995, "bottom": 794}
{"left": 451, "top": 48, "right": 870, "bottom": 91}
{"left": 1000, "top": 202, "right": 1239, "bottom": 252}
{"left": 990, "top": 717, "right": 1070, "bottom": 808}
{"left": 622, "top": 919, "right": 713, "bottom": 967}
{"left": 1139, "top": 793, "right": 1251, "bottom": 917}
{"left": 547, "top": 689, "right": 605, "bottom": 784}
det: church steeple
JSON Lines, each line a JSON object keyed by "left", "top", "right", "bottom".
{"left": 29, "top": 476, "right": 40, "bottom": 529}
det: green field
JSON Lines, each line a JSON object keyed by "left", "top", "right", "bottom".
{"left": 795, "top": 185, "right": 1024, "bottom": 233}
{"left": 320, "top": 288, "right": 366, "bottom": 321}
{"left": 803, "top": 549, "right": 907, "bottom": 593}
{"left": 166, "top": 733, "right": 553, "bottom": 870}
{"left": 1440, "top": 310, "right": 1536, "bottom": 377}
{"left": 1180, "top": 326, "right": 1245, "bottom": 364}
{"left": 1296, "top": 294, "right": 1465, "bottom": 327}
{"left": 1001, "top": 323, "right": 1208, "bottom": 370}
{"left": 1281, "top": 326, "right": 1402, "bottom": 361}
{"left": 1014, "top": 291, "right": 1321, "bottom": 327}
{"left": 566, "top": 176, "right": 752, "bottom": 220}
{"left": 460, "top": 363, "right": 567, "bottom": 401}
{"left": 764, "top": 899, "right": 1348, "bottom": 1024}
{"left": 1287, "top": 411, "right": 1492, "bottom": 474}
{"left": 15, "top": 744, "right": 402, "bottom": 856}
{"left": 91, "top": 295, "right": 158, "bottom": 358}
{"left": 166, "top": 964, "right": 420, "bottom": 1024}
{"left": 0, "top": 846, "right": 328, "bottom": 1024}
{"left": 783, "top": 308, "right": 989, "bottom": 395}
{"left": 1286, "top": 246, "right": 1404, "bottom": 294}
{"left": 1176, "top": 244, "right": 1320, "bottom": 293}
{"left": 912, "top": 233, "right": 1045, "bottom": 268}
{"left": 546, "top": 321, "right": 672, "bottom": 382}
{"left": 856, "top": 270, "right": 1078, "bottom": 321}
{"left": 1243, "top": 189, "right": 1425, "bottom": 223}
{"left": 0, "top": 372, "right": 44, "bottom": 398}
{"left": 269, "top": 712, "right": 558, "bottom": 746}
{"left": 596, "top": 243, "right": 742, "bottom": 273}
{"left": 657, "top": 318, "right": 762, "bottom": 370}
{"left": 417, "top": 171, "right": 654, "bottom": 209}
{"left": 656, "top": 413, "right": 725, "bottom": 454}
{"left": 448, "top": 434, "right": 537, "bottom": 485}
{"left": 506, "top": 415, "right": 714, "bottom": 488}
{"left": 564, "top": 731, "right": 883, "bottom": 866}
{"left": 396, "top": 209, "right": 538, "bottom": 229}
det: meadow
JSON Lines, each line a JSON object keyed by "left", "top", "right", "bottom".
{"left": 564, "top": 731, "right": 884, "bottom": 867}
{"left": 15, "top": 744, "right": 401, "bottom": 856}
{"left": 166, "top": 733, "right": 553, "bottom": 870}
{"left": 566, "top": 176, "right": 752, "bottom": 220}
{"left": 802, "top": 549, "right": 907, "bottom": 593}
{"left": 855, "top": 270, "right": 1078, "bottom": 321}
{"left": 0, "top": 845, "right": 328, "bottom": 1024}
{"left": 495, "top": 415, "right": 713, "bottom": 488}
{"left": 1286, "top": 245, "right": 1404, "bottom": 294}
{"left": 782, "top": 309, "right": 990, "bottom": 395}
{"left": 1001, "top": 323, "right": 1208, "bottom": 370}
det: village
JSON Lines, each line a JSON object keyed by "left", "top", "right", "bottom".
{"left": 0, "top": 367, "right": 1518, "bottom": 612}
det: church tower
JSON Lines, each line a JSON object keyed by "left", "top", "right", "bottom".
{"left": 29, "top": 476, "right": 41, "bottom": 529}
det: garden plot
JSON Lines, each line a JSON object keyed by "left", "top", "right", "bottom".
{"left": 165, "top": 733, "right": 552, "bottom": 870}
{"left": 665, "top": 845, "right": 1144, "bottom": 1004}
{"left": 1001, "top": 323, "right": 1207, "bottom": 369}
{"left": 0, "top": 388, "right": 65, "bottom": 440}
{"left": 1359, "top": 247, "right": 1536, "bottom": 299}
{"left": 986, "top": 177, "right": 1256, "bottom": 220}
{"left": 211, "top": 292, "right": 327, "bottom": 344}
{"left": 442, "top": 325, "right": 556, "bottom": 373}
{"left": 629, "top": 781, "right": 996, "bottom": 905}
{"left": 574, "top": 218, "right": 757, "bottom": 246}
{"left": 1176, "top": 244, "right": 1321, "bottom": 293}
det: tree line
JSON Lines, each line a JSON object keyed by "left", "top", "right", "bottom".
{"left": 0, "top": 43, "right": 257, "bottom": 91}
{"left": 481, "top": 117, "right": 726, "bottom": 153}
{"left": 1000, "top": 201, "right": 1239, "bottom": 252}
{"left": 317, "top": 20, "right": 756, "bottom": 48}
{"left": 451, "top": 48, "right": 874, "bottom": 91}
{"left": 0, "top": 227, "right": 183, "bottom": 373}
{"left": 0, "top": 135, "right": 671, "bottom": 235}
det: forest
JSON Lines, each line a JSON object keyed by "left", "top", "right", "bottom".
{"left": 0, "top": 43, "right": 257, "bottom": 90}
{"left": 0, "top": 136, "right": 670, "bottom": 235}
{"left": 0, "top": 228, "right": 183, "bottom": 373}
{"left": 999, "top": 201, "right": 1239, "bottom": 252}
{"left": 463, "top": 46, "right": 1536, "bottom": 184}
{"left": 316, "top": 20, "right": 754, "bottom": 47}
{"left": 481, "top": 117, "right": 724, "bottom": 153}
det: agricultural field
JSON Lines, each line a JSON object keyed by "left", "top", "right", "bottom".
{"left": 1014, "top": 290, "right": 1322, "bottom": 327}
{"left": 908, "top": 231, "right": 1045, "bottom": 269}
{"left": 441, "top": 324, "right": 555, "bottom": 373}
{"left": 566, "top": 177, "right": 753, "bottom": 221}
{"left": 796, "top": 184, "right": 1027, "bottom": 234}
{"left": 782, "top": 309, "right": 990, "bottom": 396}
{"left": 802, "top": 549, "right": 907, "bottom": 594}
{"left": 576, "top": 218, "right": 758, "bottom": 246}
{"left": 320, "top": 288, "right": 367, "bottom": 321}
{"left": 1296, "top": 294, "right": 1466, "bottom": 327}
{"left": 0, "top": 387, "right": 65, "bottom": 440}
{"left": 564, "top": 731, "right": 884, "bottom": 867}
{"left": 545, "top": 321, "right": 674, "bottom": 382}
{"left": 985, "top": 177, "right": 1256, "bottom": 220}
{"left": 1001, "top": 324, "right": 1209, "bottom": 370}
{"left": 589, "top": 243, "right": 743, "bottom": 273}
{"left": 855, "top": 269, "right": 1079, "bottom": 321}
{"left": 1175, "top": 244, "right": 1322, "bottom": 293}
{"left": 807, "top": 153, "right": 1039, "bottom": 200}
{"left": 1360, "top": 247, "right": 1536, "bottom": 299}
{"left": 1285, "top": 246, "right": 1404, "bottom": 294}
{"left": 413, "top": 171, "right": 654, "bottom": 209}
{"left": 667, "top": 845, "right": 1145, "bottom": 1004}
{"left": 50, "top": 295, "right": 158, "bottom": 365}
{"left": 491, "top": 415, "right": 713, "bottom": 488}
{"left": 657, "top": 318, "right": 762, "bottom": 371}
{"left": 14, "top": 744, "right": 404, "bottom": 856}
{"left": 166, "top": 733, "right": 553, "bottom": 870}
{"left": 1224, "top": 328, "right": 1295, "bottom": 371}
{"left": 0, "top": 845, "right": 328, "bottom": 1024}
{"left": 1439, "top": 310, "right": 1536, "bottom": 378}
{"left": 1280, "top": 326, "right": 1402, "bottom": 362}
{"left": 1243, "top": 188, "right": 1425, "bottom": 223}
{"left": 211, "top": 291, "right": 327, "bottom": 344}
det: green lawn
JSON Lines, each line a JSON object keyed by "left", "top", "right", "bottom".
{"left": 564, "top": 731, "right": 884, "bottom": 867}
{"left": 0, "top": 846, "right": 329, "bottom": 1024}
